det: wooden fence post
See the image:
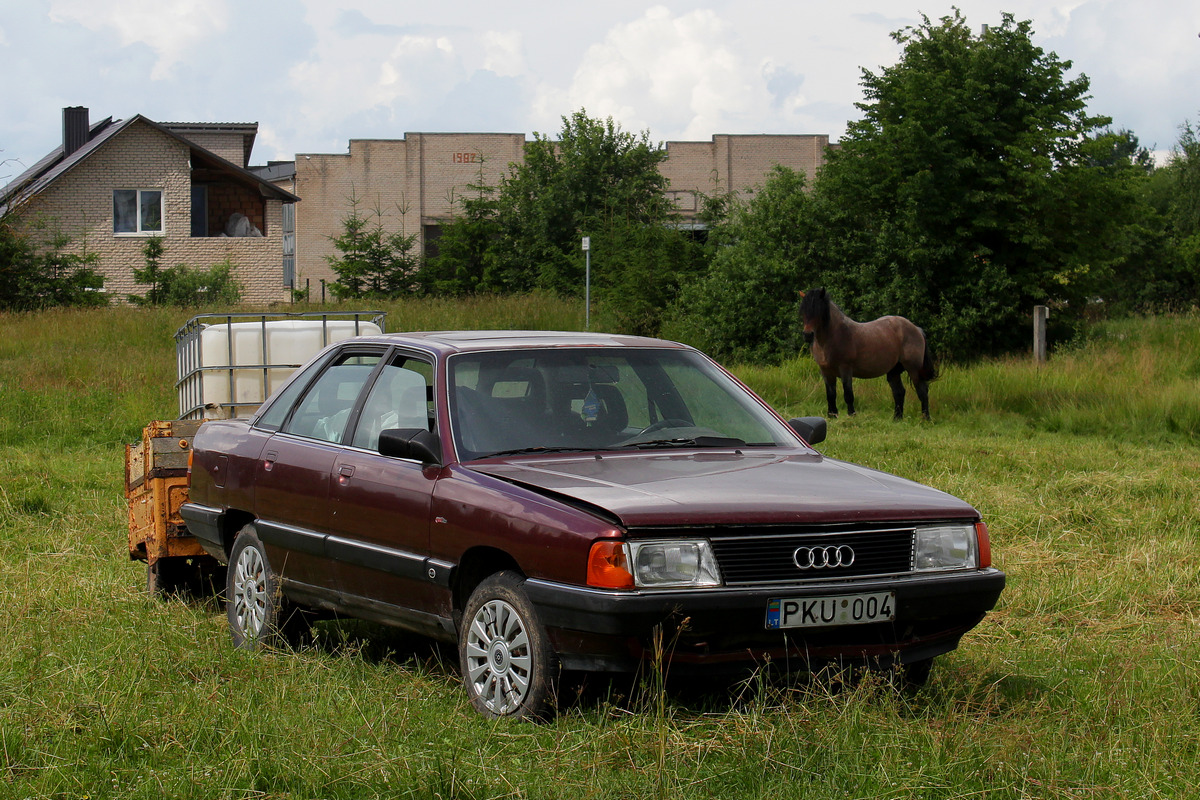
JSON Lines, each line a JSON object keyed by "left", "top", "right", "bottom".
{"left": 1033, "top": 305, "right": 1048, "bottom": 364}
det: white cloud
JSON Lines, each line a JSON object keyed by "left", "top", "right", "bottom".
{"left": 4, "top": 0, "right": 1199, "bottom": 171}
{"left": 557, "top": 6, "right": 773, "bottom": 141}
{"left": 289, "top": 31, "right": 463, "bottom": 136}
{"left": 48, "top": 0, "right": 230, "bottom": 80}
{"left": 482, "top": 31, "right": 525, "bottom": 78}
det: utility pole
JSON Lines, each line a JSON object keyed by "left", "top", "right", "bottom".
{"left": 582, "top": 236, "right": 591, "bottom": 330}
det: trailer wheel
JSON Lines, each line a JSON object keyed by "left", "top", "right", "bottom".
{"left": 226, "top": 524, "right": 305, "bottom": 649}
{"left": 148, "top": 557, "right": 227, "bottom": 600}
{"left": 147, "top": 559, "right": 183, "bottom": 598}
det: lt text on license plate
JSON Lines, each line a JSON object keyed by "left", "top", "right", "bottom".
{"left": 765, "top": 591, "right": 895, "bottom": 629}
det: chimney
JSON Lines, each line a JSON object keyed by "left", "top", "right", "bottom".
{"left": 63, "top": 106, "right": 90, "bottom": 157}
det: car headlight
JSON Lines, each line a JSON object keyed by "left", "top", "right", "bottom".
{"left": 913, "top": 524, "right": 978, "bottom": 571}
{"left": 628, "top": 539, "right": 722, "bottom": 588}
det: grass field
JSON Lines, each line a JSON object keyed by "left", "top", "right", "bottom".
{"left": 1, "top": 300, "right": 1198, "bottom": 799}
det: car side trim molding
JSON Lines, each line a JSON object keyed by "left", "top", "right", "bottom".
{"left": 325, "top": 534, "right": 427, "bottom": 583}
{"left": 256, "top": 519, "right": 453, "bottom": 588}
{"left": 257, "top": 519, "right": 325, "bottom": 557}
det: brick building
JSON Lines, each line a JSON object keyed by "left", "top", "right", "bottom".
{"left": 284, "top": 131, "right": 830, "bottom": 294}
{"left": 1, "top": 108, "right": 299, "bottom": 305}
{"left": 4, "top": 109, "right": 830, "bottom": 304}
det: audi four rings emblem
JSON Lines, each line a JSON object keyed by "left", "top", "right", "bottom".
{"left": 793, "top": 545, "right": 855, "bottom": 569}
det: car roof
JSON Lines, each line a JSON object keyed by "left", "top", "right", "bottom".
{"left": 345, "top": 330, "right": 695, "bottom": 357}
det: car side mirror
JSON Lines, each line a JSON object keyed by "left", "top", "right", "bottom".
{"left": 378, "top": 428, "right": 442, "bottom": 466}
{"left": 788, "top": 416, "right": 827, "bottom": 446}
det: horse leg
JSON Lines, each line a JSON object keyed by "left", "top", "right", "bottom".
{"left": 887, "top": 364, "right": 906, "bottom": 420}
{"left": 841, "top": 373, "right": 856, "bottom": 416}
{"left": 914, "top": 376, "right": 931, "bottom": 421}
{"left": 824, "top": 376, "right": 839, "bottom": 418}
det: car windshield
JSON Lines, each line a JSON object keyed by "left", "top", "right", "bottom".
{"left": 448, "top": 347, "right": 802, "bottom": 460}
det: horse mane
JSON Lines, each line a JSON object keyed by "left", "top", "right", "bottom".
{"left": 800, "top": 288, "right": 832, "bottom": 330}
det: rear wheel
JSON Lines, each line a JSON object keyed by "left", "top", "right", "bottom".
{"left": 226, "top": 524, "right": 305, "bottom": 649}
{"left": 459, "top": 572, "right": 557, "bottom": 719}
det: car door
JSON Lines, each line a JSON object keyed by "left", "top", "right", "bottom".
{"left": 252, "top": 347, "right": 384, "bottom": 593}
{"left": 326, "top": 354, "right": 444, "bottom": 628}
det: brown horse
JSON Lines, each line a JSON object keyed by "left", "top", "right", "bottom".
{"left": 800, "top": 288, "right": 936, "bottom": 420}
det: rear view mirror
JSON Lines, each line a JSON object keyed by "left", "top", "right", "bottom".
{"left": 379, "top": 428, "right": 442, "bottom": 466}
{"left": 788, "top": 417, "right": 827, "bottom": 446}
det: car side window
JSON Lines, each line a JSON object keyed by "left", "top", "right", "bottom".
{"left": 350, "top": 357, "right": 435, "bottom": 451}
{"left": 283, "top": 354, "right": 381, "bottom": 444}
{"left": 254, "top": 353, "right": 332, "bottom": 431}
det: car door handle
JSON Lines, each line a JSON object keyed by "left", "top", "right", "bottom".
{"left": 263, "top": 450, "right": 278, "bottom": 471}
{"left": 337, "top": 464, "right": 355, "bottom": 484}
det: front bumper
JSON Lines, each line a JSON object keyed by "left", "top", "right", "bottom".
{"left": 524, "top": 568, "right": 1006, "bottom": 672}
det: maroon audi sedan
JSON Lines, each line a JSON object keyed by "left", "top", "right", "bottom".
{"left": 180, "top": 331, "right": 1004, "bottom": 718}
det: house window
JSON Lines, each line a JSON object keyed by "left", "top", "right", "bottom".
{"left": 191, "top": 185, "right": 208, "bottom": 237}
{"left": 113, "top": 189, "right": 163, "bottom": 234}
{"left": 282, "top": 203, "right": 296, "bottom": 287}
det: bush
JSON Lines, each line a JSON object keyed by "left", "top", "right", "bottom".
{"left": 128, "top": 238, "right": 243, "bottom": 307}
{"left": 157, "top": 259, "right": 243, "bottom": 307}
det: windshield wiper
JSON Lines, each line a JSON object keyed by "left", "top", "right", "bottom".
{"left": 629, "top": 436, "right": 747, "bottom": 449}
{"left": 483, "top": 446, "right": 596, "bottom": 458}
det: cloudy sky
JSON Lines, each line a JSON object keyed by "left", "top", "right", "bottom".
{"left": 2, "top": 0, "right": 1198, "bottom": 183}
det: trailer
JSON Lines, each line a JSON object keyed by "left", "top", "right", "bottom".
{"left": 125, "top": 311, "right": 385, "bottom": 596}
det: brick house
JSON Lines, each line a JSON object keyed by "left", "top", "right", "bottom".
{"left": 0, "top": 107, "right": 299, "bottom": 305}
{"left": 285, "top": 131, "right": 830, "bottom": 293}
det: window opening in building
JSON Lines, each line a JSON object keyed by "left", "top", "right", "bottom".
{"left": 191, "top": 185, "right": 208, "bottom": 237}
{"left": 282, "top": 203, "right": 296, "bottom": 287}
{"left": 114, "top": 189, "right": 163, "bottom": 234}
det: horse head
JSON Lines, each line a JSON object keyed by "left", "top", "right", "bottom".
{"left": 799, "top": 288, "right": 830, "bottom": 344}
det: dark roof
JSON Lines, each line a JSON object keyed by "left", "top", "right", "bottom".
{"left": 1, "top": 115, "right": 119, "bottom": 214}
{"left": 250, "top": 161, "right": 297, "bottom": 183}
{"left": 162, "top": 122, "right": 258, "bottom": 167}
{"left": 1, "top": 114, "right": 297, "bottom": 217}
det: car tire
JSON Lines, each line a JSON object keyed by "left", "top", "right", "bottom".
{"left": 226, "top": 524, "right": 303, "bottom": 649}
{"left": 459, "top": 571, "right": 558, "bottom": 720}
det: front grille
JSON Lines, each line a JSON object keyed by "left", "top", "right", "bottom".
{"left": 709, "top": 526, "right": 916, "bottom": 585}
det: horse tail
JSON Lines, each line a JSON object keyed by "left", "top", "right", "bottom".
{"left": 918, "top": 333, "right": 937, "bottom": 382}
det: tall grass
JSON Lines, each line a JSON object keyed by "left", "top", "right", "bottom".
{"left": 2, "top": 305, "right": 1199, "bottom": 798}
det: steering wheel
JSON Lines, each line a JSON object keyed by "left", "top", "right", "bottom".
{"left": 636, "top": 418, "right": 692, "bottom": 436}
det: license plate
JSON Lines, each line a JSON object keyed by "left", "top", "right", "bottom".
{"left": 765, "top": 592, "right": 895, "bottom": 629}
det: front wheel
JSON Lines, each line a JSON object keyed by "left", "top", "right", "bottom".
{"left": 226, "top": 524, "right": 303, "bottom": 649}
{"left": 459, "top": 572, "right": 557, "bottom": 720}
{"left": 898, "top": 657, "right": 933, "bottom": 688}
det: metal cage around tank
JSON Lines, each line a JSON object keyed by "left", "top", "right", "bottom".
{"left": 174, "top": 311, "right": 387, "bottom": 420}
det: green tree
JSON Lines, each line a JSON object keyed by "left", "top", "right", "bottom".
{"left": 1076, "top": 129, "right": 1185, "bottom": 313}
{"left": 1145, "top": 120, "right": 1200, "bottom": 308}
{"left": 1168, "top": 121, "right": 1200, "bottom": 240}
{"left": 327, "top": 192, "right": 419, "bottom": 300}
{"left": 0, "top": 214, "right": 106, "bottom": 310}
{"left": 416, "top": 157, "right": 502, "bottom": 295}
{"left": 664, "top": 166, "right": 815, "bottom": 360}
{"left": 809, "top": 10, "right": 1118, "bottom": 358}
{"left": 486, "top": 110, "right": 702, "bottom": 333}
{"left": 130, "top": 236, "right": 166, "bottom": 305}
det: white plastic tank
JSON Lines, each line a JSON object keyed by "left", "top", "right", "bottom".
{"left": 176, "top": 314, "right": 384, "bottom": 419}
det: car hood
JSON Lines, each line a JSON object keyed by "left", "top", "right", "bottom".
{"left": 469, "top": 449, "right": 978, "bottom": 527}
